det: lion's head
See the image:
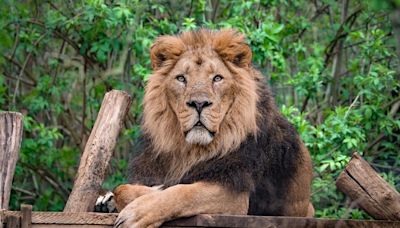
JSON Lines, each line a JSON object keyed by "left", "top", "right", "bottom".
{"left": 142, "top": 29, "right": 261, "bottom": 179}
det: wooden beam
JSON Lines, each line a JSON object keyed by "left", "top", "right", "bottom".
{"left": 336, "top": 152, "right": 400, "bottom": 221}
{"left": 5, "top": 211, "right": 116, "bottom": 225}
{"left": 0, "top": 112, "right": 23, "bottom": 210}
{"left": 63, "top": 90, "right": 132, "bottom": 213}
{"left": 2, "top": 212, "right": 400, "bottom": 227}
{"left": 21, "top": 205, "right": 32, "bottom": 228}
{"left": 165, "top": 214, "right": 400, "bottom": 227}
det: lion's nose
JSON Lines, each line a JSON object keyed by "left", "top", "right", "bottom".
{"left": 186, "top": 100, "right": 213, "bottom": 113}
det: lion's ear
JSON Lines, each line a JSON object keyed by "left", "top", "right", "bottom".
{"left": 213, "top": 29, "right": 252, "bottom": 68}
{"left": 150, "top": 36, "right": 185, "bottom": 70}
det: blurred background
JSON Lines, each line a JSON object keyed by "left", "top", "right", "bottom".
{"left": 0, "top": 0, "right": 399, "bottom": 219}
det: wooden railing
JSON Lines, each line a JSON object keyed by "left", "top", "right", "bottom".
{"left": 3, "top": 207, "right": 400, "bottom": 228}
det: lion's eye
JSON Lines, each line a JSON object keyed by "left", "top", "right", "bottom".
{"left": 213, "top": 75, "right": 223, "bottom": 82}
{"left": 176, "top": 75, "right": 186, "bottom": 83}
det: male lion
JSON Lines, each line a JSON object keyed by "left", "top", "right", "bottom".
{"left": 105, "top": 29, "right": 314, "bottom": 228}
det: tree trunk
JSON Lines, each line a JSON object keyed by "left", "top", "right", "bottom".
{"left": 336, "top": 152, "right": 400, "bottom": 220}
{"left": 63, "top": 90, "right": 131, "bottom": 212}
{"left": 0, "top": 112, "right": 23, "bottom": 210}
{"left": 327, "top": 0, "right": 349, "bottom": 106}
{"left": 390, "top": 6, "right": 400, "bottom": 80}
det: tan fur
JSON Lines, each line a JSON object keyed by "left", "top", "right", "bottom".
{"left": 114, "top": 182, "right": 249, "bottom": 228}
{"left": 113, "top": 184, "right": 161, "bottom": 212}
{"left": 283, "top": 139, "right": 314, "bottom": 217}
{"left": 142, "top": 29, "right": 260, "bottom": 182}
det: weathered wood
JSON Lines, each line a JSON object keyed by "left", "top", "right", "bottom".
{"left": 6, "top": 214, "right": 20, "bottom": 228}
{"left": 30, "top": 226, "right": 197, "bottom": 228}
{"left": 0, "top": 112, "right": 23, "bottom": 210}
{"left": 32, "top": 225, "right": 111, "bottom": 228}
{"left": 64, "top": 90, "right": 132, "bottom": 213}
{"left": 165, "top": 214, "right": 400, "bottom": 228}
{"left": 21, "top": 205, "right": 32, "bottom": 228}
{"left": 336, "top": 152, "right": 400, "bottom": 221}
{"left": 1, "top": 209, "right": 5, "bottom": 228}
{"left": 3, "top": 212, "right": 400, "bottom": 228}
{"left": 5, "top": 212, "right": 116, "bottom": 225}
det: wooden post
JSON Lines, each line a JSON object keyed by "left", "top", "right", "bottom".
{"left": 5, "top": 214, "right": 19, "bottom": 228}
{"left": 20, "top": 205, "right": 32, "bottom": 228}
{"left": 0, "top": 112, "right": 23, "bottom": 210}
{"left": 64, "top": 90, "right": 131, "bottom": 212}
{"left": 336, "top": 152, "right": 400, "bottom": 220}
{"left": 0, "top": 209, "right": 4, "bottom": 228}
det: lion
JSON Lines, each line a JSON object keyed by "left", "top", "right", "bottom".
{"left": 104, "top": 29, "right": 314, "bottom": 228}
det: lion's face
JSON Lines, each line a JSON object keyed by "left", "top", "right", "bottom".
{"left": 166, "top": 51, "right": 235, "bottom": 145}
{"left": 142, "top": 29, "right": 260, "bottom": 161}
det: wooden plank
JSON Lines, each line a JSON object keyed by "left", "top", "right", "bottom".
{"left": 0, "top": 112, "right": 23, "bottom": 210}
{"left": 3, "top": 212, "right": 400, "bottom": 227}
{"left": 336, "top": 152, "right": 400, "bottom": 221}
{"left": 165, "top": 214, "right": 400, "bottom": 228}
{"left": 32, "top": 225, "right": 111, "bottom": 228}
{"left": 32, "top": 223, "right": 198, "bottom": 228}
{"left": 5, "top": 212, "right": 117, "bottom": 225}
{"left": 64, "top": 90, "right": 132, "bottom": 213}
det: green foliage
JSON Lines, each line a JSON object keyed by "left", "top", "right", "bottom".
{"left": 0, "top": 0, "right": 399, "bottom": 219}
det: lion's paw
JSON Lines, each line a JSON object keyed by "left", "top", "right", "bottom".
{"left": 95, "top": 191, "right": 117, "bottom": 213}
{"left": 113, "top": 196, "right": 163, "bottom": 228}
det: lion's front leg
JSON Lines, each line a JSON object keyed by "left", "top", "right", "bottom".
{"left": 113, "top": 184, "right": 163, "bottom": 212}
{"left": 114, "top": 181, "right": 249, "bottom": 228}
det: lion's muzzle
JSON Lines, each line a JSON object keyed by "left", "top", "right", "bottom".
{"left": 184, "top": 98, "right": 215, "bottom": 145}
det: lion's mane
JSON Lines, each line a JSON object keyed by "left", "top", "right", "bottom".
{"left": 141, "top": 30, "right": 261, "bottom": 181}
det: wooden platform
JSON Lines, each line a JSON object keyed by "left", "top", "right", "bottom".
{"left": 2, "top": 211, "right": 400, "bottom": 228}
